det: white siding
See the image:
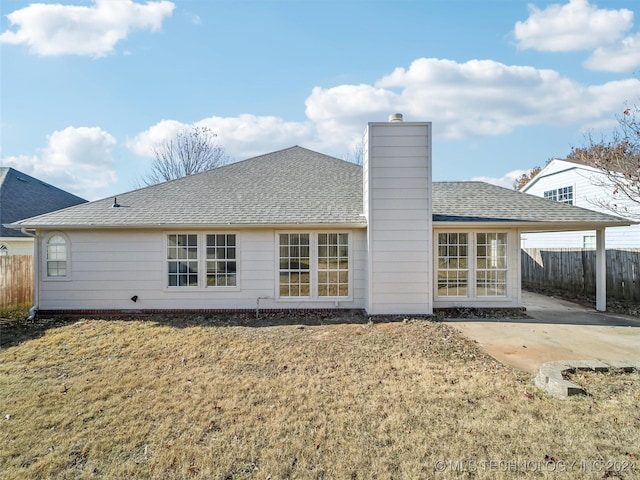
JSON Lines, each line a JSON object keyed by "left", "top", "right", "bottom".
{"left": 522, "top": 160, "right": 640, "bottom": 248}
{"left": 364, "top": 122, "right": 433, "bottom": 315}
{"left": 37, "top": 228, "right": 367, "bottom": 311}
{"left": 0, "top": 238, "right": 34, "bottom": 256}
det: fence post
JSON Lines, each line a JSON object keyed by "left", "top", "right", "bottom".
{"left": 595, "top": 229, "right": 606, "bottom": 312}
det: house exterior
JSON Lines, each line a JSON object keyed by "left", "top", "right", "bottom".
{"left": 519, "top": 159, "right": 640, "bottom": 249}
{"left": 9, "top": 118, "right": 630, "bottom": 315}
{"left": 0, "top": 167, "right": 87, "bottom": 256}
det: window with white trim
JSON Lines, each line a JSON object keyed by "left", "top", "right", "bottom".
{"left": 544, "top": 186, "right": 573, "bottom": 205}
{"left": 46, "top": 234, "right": 67, "bottom": 277}
{"left": 475, "top": 233, "right": 507, "bottom": 296}
{"left": 166, "top": 233, "right": 237, "bottom": 288}
{"left": 206, "top": 234, "right": 237, "bottom": 287}
{"left": 583, "top": 235, "right": 596, "bottom": 249}
{"left": 437, "top": 233, "right": 468, "bottom": 297}
{"left": 437, "top": 232, "right": 508, "bottom": 298}
{"left": 279, "top": 233, "right": 310, "bottom": 297}
{"left": 318, "top": 233, "right": 349, "bottom": 297}
{"left": 167, "top": 234, "right": 198, "bottom": 287}
{"left": 278, "top": 232, "right": 350, "bottom": 299}
{"left": 0, "top": 244, "right": 8, "bottom": 256}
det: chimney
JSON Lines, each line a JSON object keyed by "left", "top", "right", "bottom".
{"left": 362, "top": 116, "right": 432, "bottom": 315}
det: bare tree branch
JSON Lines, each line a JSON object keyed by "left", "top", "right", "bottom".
{"left": 140, "top": 126, "right": 228, "bottom": 186}
{"left": 342, "top": 140, "right": 364, "bottom": 166}
{"left": 566, "top": 104, "right": 640, "bottom": 219}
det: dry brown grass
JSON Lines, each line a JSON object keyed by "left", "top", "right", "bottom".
{"left": 1, "top": 313, "right": 639, "bottom": 479}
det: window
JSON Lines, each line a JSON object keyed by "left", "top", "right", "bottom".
{"left": 167, "top": 234, "right": 198, "bottom": 287}
{"left": 166, "top": 233, "right": 238, "bottom": 288}
{"left": 437, "top": 232, "right": 508, "bottom": 298}
{"left": 318, "top": 233, "right": 349, "bottom": 297}
{"left": 279, "top": 233, "right": 310, "bottom": 297}
{"left": 583, "top": 235, "right": 596, "bottom": 249}
{"left": 46, "top": 235, "right": 67, "bottom": 277}
{"left": 437, "top": 233, "right": 468, "bottom": 297}
{"left": 206, "top": 234, "right": 237, "bottom": 287}
{"left": 476, "top": 233, "right": 507, "bottom": 296}
{"left": 544, "top": 186, "right": 573, "bottom": 205}
{"left": 278, "top": 232, "right": 350, "bottom": 299}
{"left": 0, "top": 244, "right": 8, "bottom": 256}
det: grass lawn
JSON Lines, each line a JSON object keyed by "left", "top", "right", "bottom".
{"left": 1, "top": 311, "right": 638, "bottom": 479}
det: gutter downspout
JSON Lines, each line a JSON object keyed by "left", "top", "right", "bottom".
{"left": 21, "top": 227, "right": 39, "bottom": 320}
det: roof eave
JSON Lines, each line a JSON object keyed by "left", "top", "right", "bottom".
{"left": 9, "top": 222, "right": 369, "bottom": 231}
{"left": 432, "top": 221, "right": 632, "bottom": 231}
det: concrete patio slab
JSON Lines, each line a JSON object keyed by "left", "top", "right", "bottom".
{"left": 444, "top": 291, "right": 640, "bottom": 373}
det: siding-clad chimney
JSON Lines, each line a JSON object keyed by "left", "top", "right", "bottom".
{"left": 363, "top": 116, "right": 433, "bottom": 315}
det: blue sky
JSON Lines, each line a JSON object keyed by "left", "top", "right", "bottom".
{"left": 1, "top": 0, "right": 639, "bottom": 200}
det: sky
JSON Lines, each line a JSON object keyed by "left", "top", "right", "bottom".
{"left": 1, "top": 0, "right": 639, "bottom": 201}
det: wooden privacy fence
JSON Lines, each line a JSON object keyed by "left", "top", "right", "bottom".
{"left": 521, "top": 248, "right": 640, "bottom": 302}
{"left": 0, "top": 255, "right": 33, "bottom": 307}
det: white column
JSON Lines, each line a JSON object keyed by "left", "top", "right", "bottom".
{"left": 595, "top": 228, "right": 606, "bottom": 312}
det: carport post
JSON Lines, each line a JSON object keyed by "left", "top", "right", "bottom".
{"left": 595, "top": 228, "right": 606, "bottom": 312}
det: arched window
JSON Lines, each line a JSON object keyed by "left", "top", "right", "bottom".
{"left": 0, "top": 244, "right": 8, "bottom": 256}
{"left": 46, "top": 235, "right": 67, "bottom": 277}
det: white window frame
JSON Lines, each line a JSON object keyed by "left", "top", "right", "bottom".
{"left": 544, "top": 186, "right": 574, "bottom": 205}
{"left": 43, "top": 232, "right": 71, "bottom": 281}
{"left": 163, "top": 232, "right": 240, "bottom": 291}
{"left": 583, "top": 234, "right": 596, "bottom": 249}
{"left": 434, "top": 230, "right": 510, "bottom": 301}
{"left": 275, "top": 231, "right": 353, "bottom": 302}
{"left": 475, "top": 232, "right": 508, "bottom": 297}
{"left": 0, "top": 244, "right": 9, "bottom": 256}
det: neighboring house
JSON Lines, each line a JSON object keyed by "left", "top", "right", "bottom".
{"left": 0, "top": 167, "right": 87, "bottom": 256}
{"left": 519, "top": 159, "right": 640, "bottom": 249}
{"left": 9, "top": 118, "right": 630, "bottom": 315}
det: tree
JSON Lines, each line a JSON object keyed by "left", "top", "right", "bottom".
{"left": 565, "top": 105, "right": 640, "bottom": 218}
{"left": 343, "top": 140, "right": 364, "bottom": 166}
{"left": 513, "top": 166, "right": 542, "bottom": 190}
{"left": 140, "top": 126, "right": 227, "bottom": 186}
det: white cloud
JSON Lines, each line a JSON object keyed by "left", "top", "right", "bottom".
{"left": 127, "top": 57, "right": 640, "bottom": 165}
{"left": 513, "top": 0, "right": 640, "bottom": 72}
{"left": 514, "top": 0, "right": 633, "bottom": 52}
{"left": 1, "top": 127, "right": 117, "bottom": 200}
{"left": 373, "top": 58, "right": 638, "bottom": 138}
{"left": 127, "top": 115, "right": 316, "bottom": 161}
{"left": 584, "top": 32, "right": 640, "bottom": 72}
{"left": 471, "top": 170, "right": 529, "bottom": 189}
{"left": 0, "top": 0, "right": 175, "bottom": 57}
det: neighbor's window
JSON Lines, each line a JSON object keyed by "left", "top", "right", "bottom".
{"left": 0, "top": 244, "right": 8, "bottom": 256}
{"left": 437, "top": 233, "right": 468, "bottom": 297}
{"left": 583, "top": 235, "right": 596, "bottom": 249}
{"left": 206, "top": 234, "right": 237, "bottom": 287}
{"left": 318, "top": 233, "right": 349, "bottom": 297}
{"left": 544, "top": 186, "right": 573, "bottom": 205}
{"left": 476, "top": 233, "right": 507, "bottom": 296}
{"left": 46, "top": 235, "right": 67, "bottom": 277}
{"left": 167, "top": 234, "right": 198, "bottom": 287}
{"left": 279, "top": 233, "right": 310, "bottom": 297}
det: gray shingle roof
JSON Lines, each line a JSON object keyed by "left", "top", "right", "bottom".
{"left": 9, "top": 147, "right": 365, "bottom": 228}
{"left": 0, "top": 167, "right": 87, "bottom": 238}
{"left": 432, "top": 182, "right": 630, "bottom": 227}
{"left": 8, "top": 148, "right": 631, "bottom": 231}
